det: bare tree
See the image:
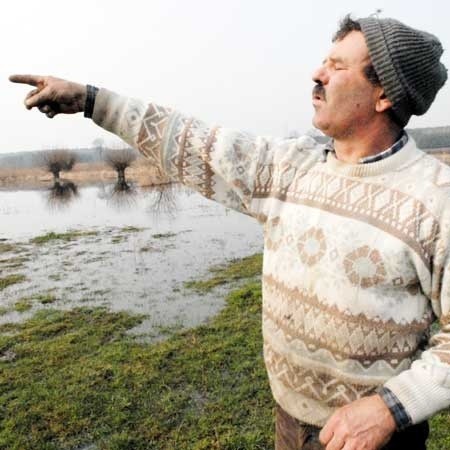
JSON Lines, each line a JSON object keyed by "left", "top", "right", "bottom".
{"left": 38, "top": 149, "right": 78, "bottom": 180}
{"left": 103, "top": 147, "right": 138, "bottom": 191}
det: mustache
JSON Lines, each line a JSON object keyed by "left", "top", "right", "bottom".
{"left": 313, "top": 84, "right": 326, "bottom": 100}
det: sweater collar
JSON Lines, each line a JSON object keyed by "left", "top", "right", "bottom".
{"left": 323, "top": 133, "right": 425, "bottom": 177}
{"left": 322, "top": 131, "right": 408, "bottom": 164}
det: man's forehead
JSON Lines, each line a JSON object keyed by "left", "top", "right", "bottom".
{"left": 327, "top": 31, "right": 371, "bottom": 66}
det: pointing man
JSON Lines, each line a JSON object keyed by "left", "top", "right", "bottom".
{"left": 10, "top": 15, "right": 450, "bottom": 450}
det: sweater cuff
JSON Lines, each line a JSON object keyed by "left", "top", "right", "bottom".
{"left": 83, "top": 85, "right": 98, "bottom": 118}
{"left": 376, "top": 386, "right": 412, "bottom": 431}
{"left": 384, "top": 358, "right": 450, "bottom": 424}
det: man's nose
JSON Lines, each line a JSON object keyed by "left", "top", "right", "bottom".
{"left": 312, "top": 65, "right": 328, "bottom": 85}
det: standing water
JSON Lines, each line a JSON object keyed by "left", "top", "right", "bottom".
{"left": 0, "top": 185, "right": 263, "bottom": 338}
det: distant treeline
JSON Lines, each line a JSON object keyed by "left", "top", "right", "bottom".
{"left": 406, "top": 126, "right": 450, "bottom": 150}
{"left": 1, "top": 126, "right": 450, "bottom": 169}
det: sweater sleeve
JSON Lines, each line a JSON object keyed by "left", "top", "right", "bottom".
{"left": 91, "top": 88, "right": 270, "bottom": 217}
{"left": 384, "top": 198, "right": 450, "bottom": 425}
{"left": 91, "top": 88, "right": 317, "bottom": 219}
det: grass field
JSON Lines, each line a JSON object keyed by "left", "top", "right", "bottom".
{"left": 0, "top": 254, "right": 449, "bottom": 449}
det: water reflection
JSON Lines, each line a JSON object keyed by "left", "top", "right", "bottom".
{"left": 104, "top": 181, "right": 138, "bottom": 209}
{"left": 25, "top": 147, "right": 182, "bottom": 214}
{"left": 45, "top": 179, "right": 79, "bottom": 210}
{"left": 38, "top": 176, "right": 186, "bottom": 216}
{"left": 100, "top": 181, "right": 182, "bottom": 213}
{"left": 143, "top": 183, "right": 180, "bottom": 217}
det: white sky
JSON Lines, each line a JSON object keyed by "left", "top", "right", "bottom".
{"left": 2, "top": 0, "right": 450, "bottom": 153}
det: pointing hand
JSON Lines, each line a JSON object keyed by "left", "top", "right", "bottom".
{"left": 9, "top": 74, "right": 87, "bottom": 118}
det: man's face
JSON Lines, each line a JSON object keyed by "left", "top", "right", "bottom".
{"left": 311, "top": 31, "right": 382, "bottom": 138}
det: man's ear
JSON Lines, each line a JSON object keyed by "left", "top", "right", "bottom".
{"left": 375, "top": 89, "right": 393, "bottom": 113}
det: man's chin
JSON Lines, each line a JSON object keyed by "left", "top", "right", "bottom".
{"left": 312, "top": 117, "right": 332, "bottom": 137}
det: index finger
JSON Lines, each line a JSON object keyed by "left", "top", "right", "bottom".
{"left": 9, "top": 74, "right": 45, "bottom": 88}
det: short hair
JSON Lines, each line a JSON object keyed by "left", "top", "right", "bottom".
{"left": 333, "top": 15, "right": 380, "bottom": 86}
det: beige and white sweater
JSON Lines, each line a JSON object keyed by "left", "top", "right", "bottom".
{"left": 92, "top": 89, "right": 450, "bottom": 427}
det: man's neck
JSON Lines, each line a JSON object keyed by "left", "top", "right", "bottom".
{"left": 333, "top": 124, "right": 402, "bottom": 164}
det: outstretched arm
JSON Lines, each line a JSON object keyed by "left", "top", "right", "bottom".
{"left": 9, "top": 74, "right": 269, "bottom": 217}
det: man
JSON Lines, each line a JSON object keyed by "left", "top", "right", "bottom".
{"left": 10, "top": 14, "right": 450, "bottom": 450}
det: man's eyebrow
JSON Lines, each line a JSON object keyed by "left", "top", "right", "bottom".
{"left": 322, "top": 56, "right": 347, "bottom": 65}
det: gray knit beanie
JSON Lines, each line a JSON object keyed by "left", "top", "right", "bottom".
{"left": 357, "top": 17, "right": 447, "bottom": 127}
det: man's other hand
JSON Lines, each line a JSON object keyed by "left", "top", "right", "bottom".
{"left": 319, "top": 394, "right": 397, "bottom": 450}
{"left": 9, "top": 74, "right": 87, "bottom": 118}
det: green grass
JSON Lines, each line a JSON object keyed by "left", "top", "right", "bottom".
{"left": 120, "top": 226, "right": 145, "bottom": 233}
{"left": 12, "top": 294, "right": 57, "bottom": 313}
{"left": 0, "top": 250, "right": 448, "bottom": 449}
{"left": 48, "top": 273, "right": 62, "bottom": 281}
{"left": 0, "top": 283, "right": 273, "bottom": 450}
{"left": 14, "top": 298, "right": 33, "bottom": 312}
{"left": 152, "top": 232, "right": 176, "bottom": 239}
{"left": 0, "top": 274, "right": 26, "bottom": 291}
{"left": 0, "top": 242, "right": 22, "bottom": 254}
{"left": 0, "top": 256, "right": 30, "bottom": 270}
{"left": 10, "top": 292, "right": 57, "bottom": 315}
{"left": 0, "top": 307, "right": 11, "bottom": 316}
{"left": 140, "top": 245, "right": 154, "bottom": 252}
{"left": 184, "top": 253, "right": 263, "bottom": 293}
{"left": 34, "top": 293, "right": 57, "bottom": 305}
{"left": 30, "top": 231, "right": 99, "bottom": 245}
{"left": 111, "top": 235, "right": 127, "bottom": 244}
{"left": 429, "top": 413, "right": 450, "bottom": 450}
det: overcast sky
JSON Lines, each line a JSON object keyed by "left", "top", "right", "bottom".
{"left": 3, "top": 0, "right": 450, "bottom": 153}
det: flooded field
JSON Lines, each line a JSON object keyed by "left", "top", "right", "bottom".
{"left": 0, "top": 184, "right": 263, "bottom": 339}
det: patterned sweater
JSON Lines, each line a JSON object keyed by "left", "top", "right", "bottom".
{"left": 92, "top": 89, "right": 450, "bottom": 427}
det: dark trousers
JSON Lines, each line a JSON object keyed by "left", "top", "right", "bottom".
{"left": 275, "top": 405, "right": 429, "bottom": 450}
